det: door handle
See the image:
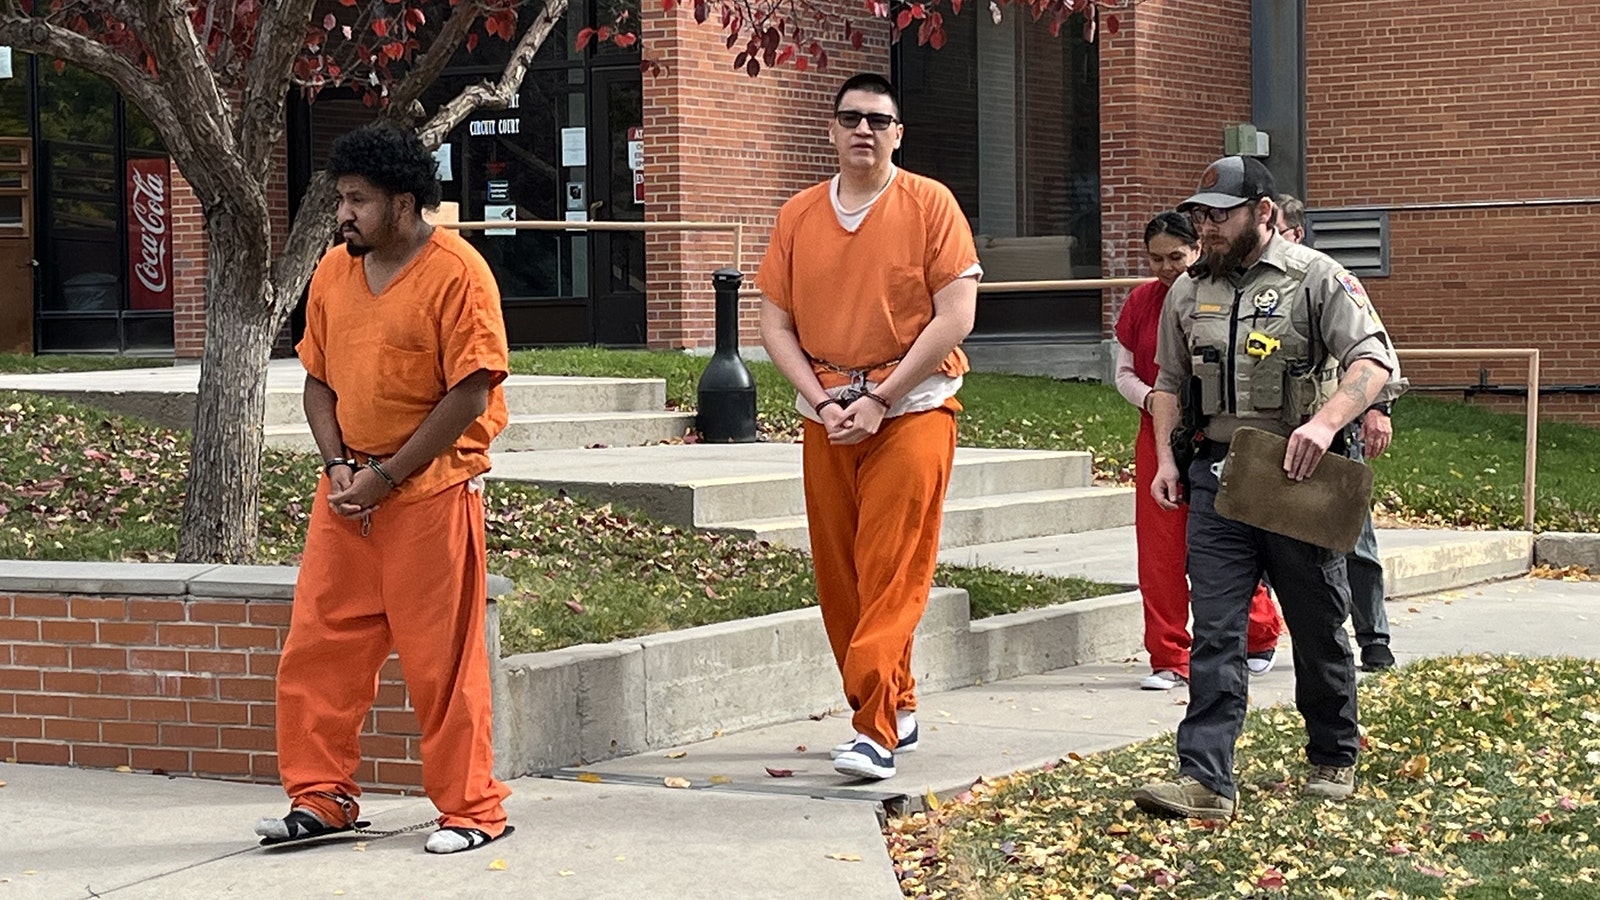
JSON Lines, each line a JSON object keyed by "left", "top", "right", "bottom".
{"left": 589, "top": 199, "right": 605, "bottom": 218}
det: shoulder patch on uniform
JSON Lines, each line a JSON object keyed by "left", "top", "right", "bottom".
{"left": 1336, "top": 271, "right": 1368, "bottom": 307}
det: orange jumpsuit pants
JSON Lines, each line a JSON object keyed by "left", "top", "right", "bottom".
{"left": 275, "top": 478, "right": 509, "bottom": 835}
{"left": 803, "top": 407, "right": 958, "bottom": 750}
{"left": 1134, "top": 417, "right": 1282, "bottom": 678}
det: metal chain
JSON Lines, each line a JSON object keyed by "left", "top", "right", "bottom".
{"left": 353, "top": 819, "right": 439, "bottom": 837}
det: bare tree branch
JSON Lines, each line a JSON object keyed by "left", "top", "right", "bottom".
{"left": 414, "top": 0, "right": 569, "bottom": 149}
{"left": 387, "top": 0, "right": 489, "bottom": 119}
{"left": 241, "top": 0, "right": 323, "bottom": 176}
{"left": 269, "top": 170, "right": 337, "bottom": 325}
{"left": 130, "top": 0, "right": 238, "bottom": 176}
{"left": 0, "top": 7, "right": 178, "bottom": 131}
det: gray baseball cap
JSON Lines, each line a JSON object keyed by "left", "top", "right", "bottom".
{"left": 1177, "top": 156, "right": 1278, "bottom": 211}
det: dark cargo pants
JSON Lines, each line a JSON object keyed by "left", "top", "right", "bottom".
{"left": 1178, "top": 451, "right": 1360, "bottom": 799}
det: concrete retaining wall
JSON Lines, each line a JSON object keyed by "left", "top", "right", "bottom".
{"left": 0, "top": 561, "right": 1144, "bottom": 783}
{"left": 1534, "top": 532, "right": 1600, "bottom": 569}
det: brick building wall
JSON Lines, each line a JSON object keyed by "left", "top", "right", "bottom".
{"left": 170, "top": 174, "right": 206, "bottom": 359}
{"left": 640, "top": 5, "right": 888, "bottom": 349}
{"left": 0, "top": 591, "right": 429, "bottom": 792}
{"left": 1097, "top": 0, "right": 1253, "bottom": 332}
{"left": 1305, "top": 2, "right": 1600, "bottom": 420}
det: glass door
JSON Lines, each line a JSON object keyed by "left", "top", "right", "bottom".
{"left": 587, "top": 68, "right": 645, "bottom": 346}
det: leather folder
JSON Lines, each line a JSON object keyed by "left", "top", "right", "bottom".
{"left": 1214, "top": 426, "right": 1374, "bottom": 554}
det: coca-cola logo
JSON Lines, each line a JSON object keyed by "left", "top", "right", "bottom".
{"left": 130, "top": 168, "right": 168, "bottom": 294}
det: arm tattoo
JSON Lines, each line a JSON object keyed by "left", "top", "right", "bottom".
{"left": 1336, "top": 364, "right": 1378, "bottom": 408}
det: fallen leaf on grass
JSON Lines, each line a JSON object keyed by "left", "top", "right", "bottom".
{"left": 825, "top": 853, "right": 862, "bottom": 862}
{"left": 576, "top": 772, "right": 603, "bottom": 783}
{"left": 565, "top": 600, "right": 586, "bottom": 614}
{"left": 663, "top": 777, "right": 692, "bottom": 789}
{"left": 1399, "top": 753, "right": 1430, "bottom": 780}
{"left": 766, "top": 767, "right": 794, "bottom": 778}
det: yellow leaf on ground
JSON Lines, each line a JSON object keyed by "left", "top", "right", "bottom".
{"left": 115, "top": 765, "right": 132, "bottom": 773}
{"left": 557, "top": 869, "right": 575, "bottom": 876}
{"left": 826, "top": 853, "right": 863, "bottom": 862}
{"left": 663, "top": 776, "right": 692, "bottom": 788}
{"left": 487, "top": 859, "right": 507, "bottom": 871}
{"left": 665, "top": 750, "right": 687, "bottom": 759}
{"left": 709, "top": 775, "right": 733, "bottom": 784}
{"left": 925, "top": 787, "right": 941, "bottom": 810}
{"left": 576, "top": 772, "right": 603, "bottom": 783}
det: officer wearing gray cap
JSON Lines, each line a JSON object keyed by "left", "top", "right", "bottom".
{"left": 1131, "top": 155, "right": 1404, "bottom": 819}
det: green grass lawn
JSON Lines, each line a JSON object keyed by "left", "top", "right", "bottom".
{"left": 888, "top": 654, "right": 1600, "bottom": 899}
{"left": 512, "top": 349, "right": 1600, "bottom": 532}
{"left": 0, "top": 390, "right": 1116, "bottom": 656}
{"left": 0, "top": 353, "right": 173, "bottom": 374}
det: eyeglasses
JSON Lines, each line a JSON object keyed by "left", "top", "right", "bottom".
{"left": 1187, "top": 205, "right": 1245, "bottom": 226}
{"left": 834, "top": 110, "right": 899, "bottom": 132}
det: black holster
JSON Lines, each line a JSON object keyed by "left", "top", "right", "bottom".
{"left": 1169, "top": 375, "right": 1208, "bottom": 502}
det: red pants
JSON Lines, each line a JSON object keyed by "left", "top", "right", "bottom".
{"left": 1134, "top": 416, "right": 1281, "bottom": 678}
{"left": 276, "top": 479, "right": 509, "bottom": 835}
{"left": 803, "top": 409, "right": 957, "bottom": 750}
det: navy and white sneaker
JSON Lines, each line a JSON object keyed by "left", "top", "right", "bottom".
{"left": 830, "top": 717, "right": 918, "bottom": 759}
{"left": 833, "top": 735, "right": 895, "bottom": 781}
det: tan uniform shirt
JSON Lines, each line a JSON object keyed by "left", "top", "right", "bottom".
{"left": 1153, "top": 233, "right": 1402, "bottom": 442}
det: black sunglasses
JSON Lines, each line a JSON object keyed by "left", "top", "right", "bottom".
{"left": 1186, "top": 204, "right": 1248, "bottom": 226}
{"left": 834, "top": 110, "right": 899, "bottom": 132}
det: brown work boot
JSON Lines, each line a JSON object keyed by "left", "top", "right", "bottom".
{"left": 1303, "top": 764, "right": 1356, "bottom": 800}
{"left": 1132, "top": 775, "right": 1235, "bottom": 819}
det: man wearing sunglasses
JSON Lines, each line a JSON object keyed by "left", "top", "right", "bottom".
{"left": 758, "top": 73, "right": 980, "bottom": 782}
{"left": 1132, "top": 156, "right": 1404, "bottom": 819}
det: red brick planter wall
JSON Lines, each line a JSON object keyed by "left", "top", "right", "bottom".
{"left": 0, "top": 592, "right": 428, "bottom": 793}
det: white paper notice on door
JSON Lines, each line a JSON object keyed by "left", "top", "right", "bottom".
{"left": 560, "top": 128, "right": 587, "bottom": 168}
{"left": 484, "top": 204, "right": 516, "bottom": 236}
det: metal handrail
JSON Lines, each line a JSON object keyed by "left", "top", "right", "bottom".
{"left": 977, "top": 276, "right": 1153, "bottom": 293}
{"left": 1397, "top": 348, "right": 1541, "bottom": 530}
{"left": 438, "top": 219, "right": 745, "bottom": 274}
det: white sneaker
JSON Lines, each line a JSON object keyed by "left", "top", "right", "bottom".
{"left": 832, "top": 735, "right": 895, "bottom": 781}
{"left": 1247, "top": 649, "right": 1277, "bottom": 675}
{"left": 830, "top": 716, "right": 918, "bottom": 759}
{"left": 1140, "top": 670, "right": 1187, "bottom": 691}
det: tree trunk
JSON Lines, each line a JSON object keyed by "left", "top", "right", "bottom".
{"left": 176, "top": 222, "right": 279, "bottom": 563}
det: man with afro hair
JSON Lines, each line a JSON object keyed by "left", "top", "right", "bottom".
{"left": 253, "top": 122, "right": 514, "bottom": 854}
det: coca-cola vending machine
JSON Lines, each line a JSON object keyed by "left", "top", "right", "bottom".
{"left": 126, "top": 157, "right": 172, "bottom": 311}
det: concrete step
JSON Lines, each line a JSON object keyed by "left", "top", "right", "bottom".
{"left": 0, "top": 362, "right": 673, "bottom": 430}
{"left": 265, "top": 410, "right": 696, "bottom": 453}
{"left": 938, "top": 526, "right": 1534, "bottom": 595}
{"left": 712, "top": 485, "right": 1135, "bottom": 551}
{"left": 486, "top": 444, "right": 1096, "bottom": 527}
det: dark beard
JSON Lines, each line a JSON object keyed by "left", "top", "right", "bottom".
{"left": 344, "top": 240, "right": 372, "bottom": 257}
{"left": 1205, "top": 226, "right": 1261, "bottom": 280}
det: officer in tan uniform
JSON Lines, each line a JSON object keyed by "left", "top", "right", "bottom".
{"left": 1131, "top": 156, "right": 1402, "bottom": 819}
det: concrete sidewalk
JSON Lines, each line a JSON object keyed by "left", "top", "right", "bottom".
{"left": 5, "top": 577, "right": 1596, "bottom": 900}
